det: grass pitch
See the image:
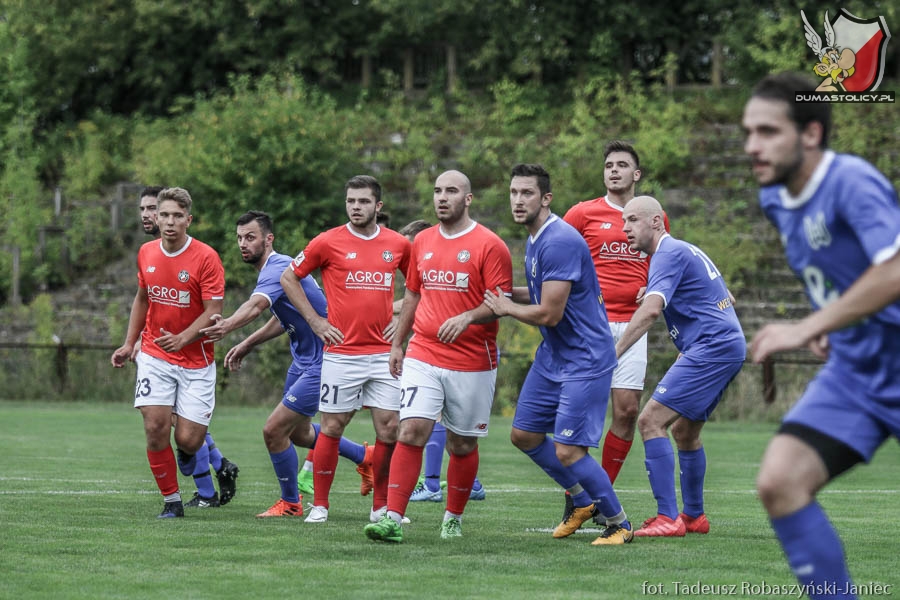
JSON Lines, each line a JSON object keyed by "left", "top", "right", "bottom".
{"left": 1, "top": 401, "right": 898, "bottom": 599}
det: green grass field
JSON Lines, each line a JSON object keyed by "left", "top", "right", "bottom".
{"left": 1, "top": 402, "right": 898, "bottom": 599}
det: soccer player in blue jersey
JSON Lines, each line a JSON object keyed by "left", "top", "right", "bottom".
{"left": 483, "top": 163, "right": 633, "bottom": 545}
{"left": 616, "top": 195, "right": 745, "bottom": 537}
{"left": 744, "top": 72, "right": 900, "bottom": 599}
{"left": 199, "top": 211, "right": 374, "bottom": 517}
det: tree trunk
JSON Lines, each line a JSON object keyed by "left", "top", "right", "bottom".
{"left": 403, "top": 48, "right": 414, "bottom": 92}
{"left": 361, "top": 55, "right": 372, "bottom": 88}
{"left": 446, "top": 44, "right": 457, "bottom": 93}
{"left": 711, "top": 38, "right": 723, "bottom": 89}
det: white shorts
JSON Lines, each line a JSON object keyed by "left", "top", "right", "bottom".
{"left": 319, "top": 352, "right": 400, "bottom": 414}
{"left": 609, "top": 321, "right": 647, "bottom": 391}
{"left": 134, "top": 352, "right": 216, "bottom": 426}
{"left": 399, "top": 358, "right": 495, "bottom": 437}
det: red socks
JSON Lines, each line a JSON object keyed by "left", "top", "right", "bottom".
{"left": 601, "top": 431, "right": 633, "bottom": 484}
{"left": 312, "top": 433, "right": 341, "bottom": 509}
{"left": 147, "top": 447, "right": 179, "bottom": 496}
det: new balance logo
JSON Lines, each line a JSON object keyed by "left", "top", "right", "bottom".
{"left": 346, "top": 252, "right": 357, "bottom": 259}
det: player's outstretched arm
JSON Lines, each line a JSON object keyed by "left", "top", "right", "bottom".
{"left": 751, "top": 251, "right": 900, "bottom": 362}
{"left": 224, "top": 316, "right": 284, "bottom": 371}
{"left": 615, "top": 294, "right": 663, "bottom": 358}
{"left": 484, "top": 282, "right": 569, "bottom": 327}
{"left": 200, "top": 294, "right": 269, "bottom": 342}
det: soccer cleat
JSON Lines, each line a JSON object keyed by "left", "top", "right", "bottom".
{"left": 553, "top": 503, "right": 596, "bottom": 538}
{"left": 679, "top": 512, "right": 710, "bottom": 534}
{"left": 410, "top": 482, "right": 443, "bottom": 502}
{"left": 469, "top": 485, "right": 486, "bottom": 501}
{"left": 356, "top": 443, "right": 375, "bottom": 496}
{"left": 304, "top": 505, "right": 329, "bottom": 523}
{"left": 185, "top": 491, "right": 220, "bottom": 508}
{"left": 297, "top": 469, "right": 314, "bottom": 497}
{"left": 216, "top": 457, "right": 240, "bottom": 505}
{"left": 591, "top": 521, "right": 634, "bottom": 545}
{"left": 440, "top": 517, "right": 462, "bottom": 539}
{"left": 256, "top": 498, "right": 303, "bottom": 518}
{"left": 365, "top": 515, "right": 403, "bottom": 543}
{"left": 370, "top": 506, "right": 410, "bottom": 524}
{"left": 157, "top": 500, "right": 184, "bottom": 519}
{"left": 634, "top": 514, "right": 686, "bottom": 537}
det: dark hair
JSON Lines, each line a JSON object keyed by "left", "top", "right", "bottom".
{"left": 751, "top": 72, "right": 832, "bottom": 148}
{"left": 399, "top": 219, "right": 431, "bottom": 238}
{"left": 345, "top": 175, "right": 382, "bottom": 204}
{"left": 603, "top": 140, "right": 640, "bottom": 169}
{"left": 236, "top": 210, "right": 273, "bottom": 235}
{"left": 139, "top": 186, "right": 164, "bottom": 199}
{"left": 510, "top": 163, "right": 551, "bottom": 198}
{"left": 376, "top": 211, "right": 391, "bottom": 227}
{"left": 157, "top": 187, "right": 192, "bottom": 213}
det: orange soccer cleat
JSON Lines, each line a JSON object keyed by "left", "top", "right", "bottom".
{"left": 356, "top": 442, "right": 375, "bottom": 496}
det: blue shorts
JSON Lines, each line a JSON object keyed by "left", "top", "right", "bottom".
{"left": 783, "top": 363, "right": 900, "bottom": 462}
{"left": 512, "top": 367, "right": 612, "bottom": 448}
{"left": 652, "top": 355, "right": 743, "bottom": 421}
{"left": 280, "top": 361, "right": 322, "bottom": 417}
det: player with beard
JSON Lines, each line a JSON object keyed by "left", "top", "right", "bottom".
{"left": 281, "top": 176, "right": 411, "bottom": 524}
{"left": 199, "top": 211, "right": 374, "bottom": 517}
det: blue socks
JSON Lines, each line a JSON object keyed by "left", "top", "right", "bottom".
{"left": 678, "top": 447, "right": 706, "bottom": 518}
{"left": 205, "top": 433, "right": 223, "bottom": 472}
{"left": 270, "top": 446, "right": 300, "bottom": 503}
{"left": 644, "top": 437, "right": 678, "bottom": 519}
{"left": 772, "top": 502, "right": 854, "bottom": 599}
{"left": 177, "top": 443, "right": 216, "bottom": 499}
{"left": 424, "top": 424, "right": 447, "bottom": 491}
{"left": 522, "top": 437, "right": 591, "bottom": 507}
{"left": 568, "top": 453, "right": 622, "bottom": 518}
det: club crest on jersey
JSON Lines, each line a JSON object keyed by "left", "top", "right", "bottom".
{"left": 382, "top": 250, "right": 394, "bottom": 262}
{"left": 178, "top": 270, "right": 190, "bottom": 283}
{"left": 803, "top": 212, "right": 832, "bottom": 250}
{"left": 457, "top": 250, "right": 471, "bottom": 263}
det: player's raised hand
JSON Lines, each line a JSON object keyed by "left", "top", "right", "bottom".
{"left": 224, "top": 342, "right": 250, "bottom": 371}
{"left": 199, "top": 314, "right": 229, "bottom": 342}
{"left": 750, "top": 322, "right": 814, "bottom": 363}
{"left": 483, "top": 286, "right": 513, "bottom": 316}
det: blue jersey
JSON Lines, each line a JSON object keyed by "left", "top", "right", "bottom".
{"left": 252, "top": 252, "right": 326, "bottom": 367}
{"left": 524, "top": 215, "right": 617, "bottom": 380}
{"left": 760, "top": 151, "right": 900, "bottom": 397}
{"left": 646, "top": 234, "right": 745, "bottom": 361}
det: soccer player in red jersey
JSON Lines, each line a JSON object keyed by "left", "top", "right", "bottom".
{"left": 280, "top": 175, "right": 411, "bottom": 524}
{"left": 111, "top": 187, "right": 225, "bottom": 518}
{"left": 364, "top": 170, "right": 513, "bottom": 543}
{"left": 136, "top": 186, "right": 240, "bottom": 508}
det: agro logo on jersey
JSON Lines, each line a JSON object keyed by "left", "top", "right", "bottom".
{"left": 422, "top": 269, "right": 470, "bottom": 291}
{"left": 800, "top": 9, "right": 892, "bottom": 96}
{"left": 147, "top": 285, "right": 191, "bottom": 307}
{"left": 178, "top": 270, "right": 190, "bottom": 283}
{"left": 345, "top": 270, "right": 394, "bottom": 291}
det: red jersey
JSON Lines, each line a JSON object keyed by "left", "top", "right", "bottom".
{"left": 136, "top": 237, "right": 224, "bottom": 368}
{"left": 405, "top": 222, "right": 513, "bottom": 371}
{"left": 291, "top": 224, "right": 411, "bottom": 356}
{"left": 564, "top": 197, "right": 669, "bottom": 322}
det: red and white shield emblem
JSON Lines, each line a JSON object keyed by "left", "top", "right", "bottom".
{"left": 832, "top": 9, "right": 891, "bottom": 91}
